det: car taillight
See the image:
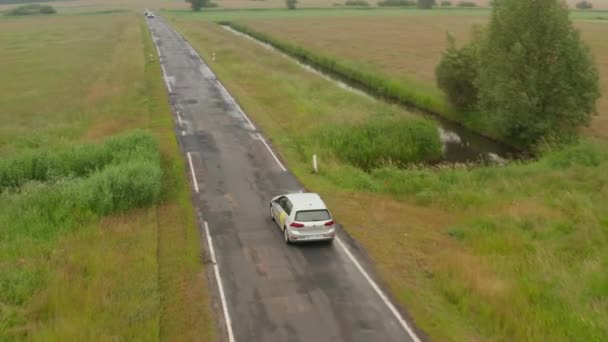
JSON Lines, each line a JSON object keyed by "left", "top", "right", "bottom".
{"left": 290, "top": 222, "right": 304, "bottom": 228}
{"left": 324, "top": 220, "right": 335, "bottom": 226}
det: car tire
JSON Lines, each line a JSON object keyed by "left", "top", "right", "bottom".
{"left": 284, "top": 227, "right": 291, "bottom": 244}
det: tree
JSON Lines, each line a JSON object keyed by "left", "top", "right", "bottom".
{"left": 436, "top": 33, "right": 480, "bottom": 110}
{"left": 186, "top": 0, "right": 209, "bottom": 11}
{"left": 575, "top": 1, "right": 593, "bottom": 9}
{"left": 286, "top": 0, "right": 297, "bottom": 9}
{"left": 418, "top": 0, "right": 435, "bottom": 8}
{"left": 476, "top": 0, "right": 599, "bottom": 147}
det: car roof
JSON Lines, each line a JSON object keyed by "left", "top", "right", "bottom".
{"left": 284, "top": 193, "right": 327, "bottom": 211}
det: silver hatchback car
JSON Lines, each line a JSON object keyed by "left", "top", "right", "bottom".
{"left": 270, "top": 193, "right": 336, "bottom": 244}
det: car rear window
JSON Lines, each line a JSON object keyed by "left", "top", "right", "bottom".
{"left": 295, "top": 210, "right": 331, "bottom": 222}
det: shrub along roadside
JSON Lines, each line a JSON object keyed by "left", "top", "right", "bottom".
{"left": 0, "top": 132, "right": 162, "bottom": 332}
{"left": 377, "top": 0, "right": 416, "bottom": 6}
{"left": 0, "top": 130, "right": 158, "bottom": 190}
{"left": 320, "top": 118, "right": 442, "bottom": 170}
{"left": 4, "top": 4, "right": 56, "bottom": 16}
{"left": 344, "top": 0, "right": 370, "bottom": 6}
{"left": 1, "top": 160, "right": 162, "bottom": 243}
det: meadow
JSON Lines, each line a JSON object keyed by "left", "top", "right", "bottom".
{"left": 227, "top": 9, "right": 608, "bottom": 139}
{"left": 0, "top": 11, "right": 214, "bottom": 340}
{"left": 166, "top": 11, "right": 608, "bottom": 341}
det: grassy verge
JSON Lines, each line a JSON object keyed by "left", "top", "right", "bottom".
{"left": 0, "top": 12, "right": 214, "bottom": 340}
{"left": 169, "top": 16, "right": 608, "bottom": 341}
{"left": 221, "top": 21, "right": 505, "bottom": 143}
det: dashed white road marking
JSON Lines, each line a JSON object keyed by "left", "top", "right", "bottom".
{"left": 204, "top": 221, "right": 235, "bottom": 342}
{"left": 335, "top": 237, "right": 421, "bottom": 342}
{"left": 186, "top": 152, "right": 199, "bottom": 193}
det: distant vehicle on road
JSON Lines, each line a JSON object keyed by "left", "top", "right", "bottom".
{"left": 145, "top": 11, "right": 155, "bottom": 18}
{"left": 270, "top": 193, "right": 336, "bottom": 244}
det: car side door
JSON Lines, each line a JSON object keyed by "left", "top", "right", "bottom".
{"left": 276, "top": 197, "right": 293, "bottom": 230}
{"left": 272, "top": 197, "right": 286, "bottom": 228}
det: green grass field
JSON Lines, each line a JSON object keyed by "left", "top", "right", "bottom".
{"left": 0, "top": 11, "right": 215, "bottom": 340}
{"left": 167, "top": 12, "right": 608, "bottom": 341}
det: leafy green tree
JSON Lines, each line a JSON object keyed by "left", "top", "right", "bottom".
{"left": 436, "top": 33, "right": 480, "bottom": 110}
{"left": 286, "top": 0, "right": 297, "bottom": 9}
{"left": 187, "top": 0, "right": 209, "bottom": 11}
{"left": 575, "top": 1, "right": 593, "bottom": 9}
{"left": 418, "top": 0, "right": 435, "bottom": 8}
{"left": 477, "top": 0, "right": 600, "bottom": 147}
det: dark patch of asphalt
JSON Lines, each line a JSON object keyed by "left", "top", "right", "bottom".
{"left": 147, "top": 17, "right": 420, "bottom": 342}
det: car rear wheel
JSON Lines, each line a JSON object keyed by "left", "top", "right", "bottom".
{"left": 284, "top": 227, "right": 291, "bottom": 244}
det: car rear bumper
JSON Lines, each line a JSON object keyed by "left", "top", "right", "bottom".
{"left": 288, "top": 228, "right": 335, "bottom": 242}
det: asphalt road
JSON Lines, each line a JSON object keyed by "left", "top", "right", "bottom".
{"left": 148, "top": 17, "right": 420, "bottom": 342}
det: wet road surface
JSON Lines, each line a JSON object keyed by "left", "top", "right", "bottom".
{"left": 147, "top": 17, "right": 420, "bottom": 342}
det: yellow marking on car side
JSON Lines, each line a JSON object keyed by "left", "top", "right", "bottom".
{"left": 279, "top": 211, "right": 287, "bottom": 229}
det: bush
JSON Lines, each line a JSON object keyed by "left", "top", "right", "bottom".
{"left": 457, "top": 1, "right": 477, "bottom": 6}
{"left": 286, "top": 0, "right": 297, "bottom": 9}
{"left": 418, "top": 0, "right": 435, "bottom": 8}
{"left": 377, "top": 0, "right": 416, "bottom": 6}
{"left": 0, "top": 131, "right": 162, "bottom": 246}
{"left": 441, "top": 1, "right": 452, "bottom": 6}
{"left": 4, "top": 4, "right": 56, "bottom": 15}
{"left": 322, "top": 119, "right": 442, "bottom": 170}
{"left": 0, "top": 130, "right": 158, "bottom": 191}
{"left": 436, "top": 33, "right": 480, "bottom": 110}
{"left": 185, "top": 0, "right": 215, "bottom": 11}
{"left": 345, "top": 0, "right": 370, "bottom": 6}
{"left": 39, "top": 5, "right": 56, "bottom": 14}
{"left": 576, "top": 1, "right": 593, "bottom": 9}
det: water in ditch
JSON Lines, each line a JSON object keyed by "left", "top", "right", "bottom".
{"left": 222, "top": 25, "right": 517, "bottom": 164}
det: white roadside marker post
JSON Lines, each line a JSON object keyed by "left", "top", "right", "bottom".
{"left": 313, "top": 154, "right": 318, "bottom": 173}
{"left": 212, "top": 52, "right": 216, "bottom": 62}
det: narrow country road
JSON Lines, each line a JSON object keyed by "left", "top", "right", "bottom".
{"left": 147, "top": 17, "right": 420, "bottom": 342}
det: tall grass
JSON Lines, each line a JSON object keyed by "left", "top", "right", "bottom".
{"left": 0, "top": 130, "right": 158, "bottom": 191}
{"left": 321, "top": 118, "right": 442, "bottom": 170}
{"left": 0, "top": 131, "right": 162, "bottom": 336}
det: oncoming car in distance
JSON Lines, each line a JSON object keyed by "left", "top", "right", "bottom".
{"left": 270, "top": 193, "right": 336, "bottom": 244}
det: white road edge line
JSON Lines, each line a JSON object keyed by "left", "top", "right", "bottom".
{"left": 160, "top": 63, "right": 172, "bottom": 92}
{"left": 159, "top": 17, "right": 287, "bottom": 173}
{"left": 335, "top": 237, "right": 421, "bottom": 342}
{"left": 154, "top": 42, "right": 161, "bottom": 58}
{"left": 205, "top": 221, "right": 236, "bottom": 342}
{"left": 257, "top": 133, "right": 287, "bottom": 172}
{"left": 216, "top": 82, "right": 256, "bottom": 131}
{"left": 176, "top": 110, "right": 183, "bottom": 127}
{"left": 186, "top": 152, "right": 199, "bottom": 193}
